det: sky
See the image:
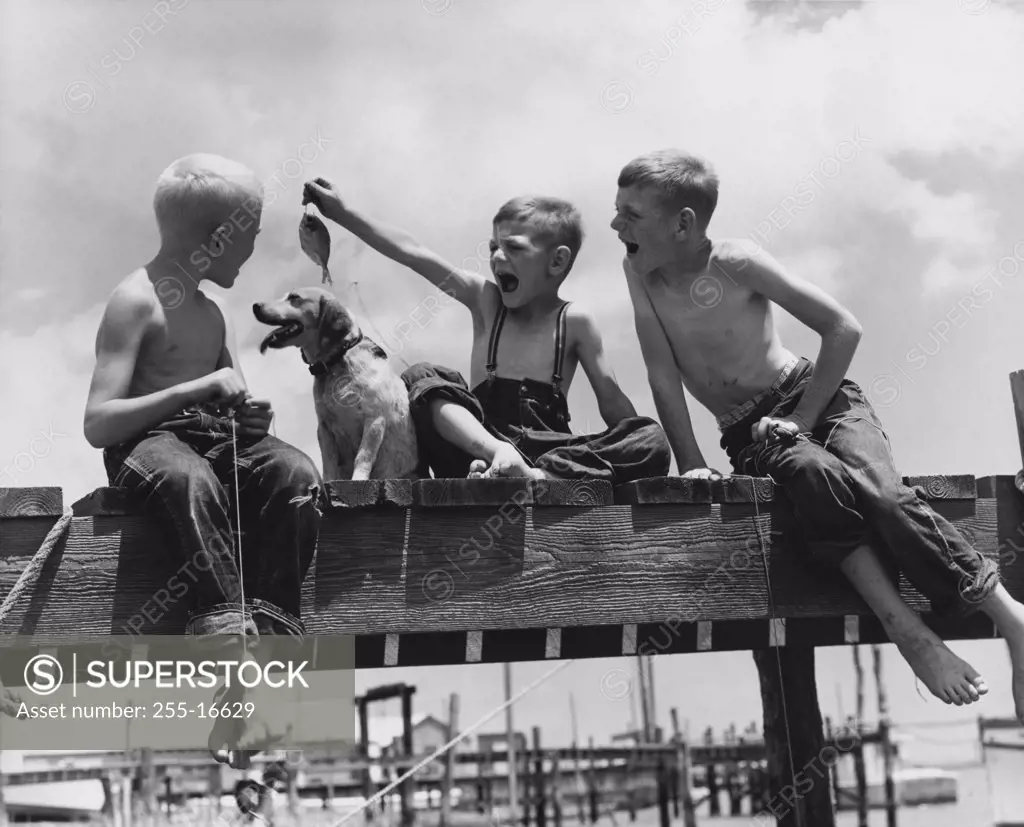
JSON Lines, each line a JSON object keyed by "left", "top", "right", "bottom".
{"left": 2, "top": 0, "right": 1024, "bottom": 777}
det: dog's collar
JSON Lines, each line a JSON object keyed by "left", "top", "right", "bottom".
{"left": 303, "top": 332, "right": 365, "bottom": 376}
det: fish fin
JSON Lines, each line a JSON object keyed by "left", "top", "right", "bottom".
{"left": 322, "top": 265, "right": 332, "bottom": 286}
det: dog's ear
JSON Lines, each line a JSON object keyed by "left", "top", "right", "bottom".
{"left": 316, "top": 294, "right": 356, "bottom": 354}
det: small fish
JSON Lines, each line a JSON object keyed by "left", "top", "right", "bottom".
{"left": 299, "top": 209, "right": 332, "bottom": 285}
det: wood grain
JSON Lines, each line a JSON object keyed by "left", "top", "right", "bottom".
{"left": 326, "top": 480, "right": 413, "bottom": 508}
{"left": 71, "top": 487, "right": 138, "bottom": 516}
{"left": 0, "top": 487, "right": 63, "bottom": 517}
{"left": 0, "top": 487, "right": 1014, "bottom": 644}
{"left": 902, "top": 475, "right": 976, "bottom": 500}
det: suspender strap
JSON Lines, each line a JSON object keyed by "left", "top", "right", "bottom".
{"left": 486, "top": 303, "right": 507, "bottom": 378}
{"left": 552, "top": 301, "right": 570, "bottom": 388}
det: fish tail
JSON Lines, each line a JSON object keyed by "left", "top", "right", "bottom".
{"left": 321, "top": 265, "right": 332, "bottom": 286}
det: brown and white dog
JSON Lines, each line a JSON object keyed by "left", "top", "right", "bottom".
{"left": 253, "top": 287, "right": 419, "bottom": 481}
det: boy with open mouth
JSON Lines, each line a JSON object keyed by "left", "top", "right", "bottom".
{"left": 614, "top": 148, "right": 1024, "bottom": 723}
{"left": 302, "top": 177, "right": 671, "bottom": 483}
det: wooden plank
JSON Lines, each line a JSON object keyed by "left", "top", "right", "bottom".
{"left": 0, "top": 479, "right": 1018, "bottom": 665}
{"left": 413, "top": 478, "right": 612, "bottom": 507}
{"left": 327, "top": 480, "right": 413, "bottom": 508}
{"left": 0, "top": 487, "right": 63, "bottom": 517}
{"left": 902, "top": 475, "right": 976, "bottom": 500}
{"left": 71, "top": 487, "right": 137, "bottom": 517}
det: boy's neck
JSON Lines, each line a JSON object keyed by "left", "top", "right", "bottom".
{"left": 148, "top": 244, "right": 206, "bottom": 300}
{"left": 505, "top": 291, "right": 564, "bottom": 321}
{"left": 669, "top": 235, "right": 714, "bottom": 277}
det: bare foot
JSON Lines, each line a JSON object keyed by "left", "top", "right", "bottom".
{"left": 468, "top": 444, "right": 545, "bottom": 480}
{"left": 208, "top": 682, "right": 287, "bottom": 770}
{"left": 894, "top": 632, "right": 988, "bottom": 705}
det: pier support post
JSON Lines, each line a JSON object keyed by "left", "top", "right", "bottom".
{"left": 753, "top": 646, "right": 836, "bottom": 827}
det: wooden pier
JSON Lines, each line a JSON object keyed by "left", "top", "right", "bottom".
{"left": 1, "top": 370, "right": 1023, "bottom": 827}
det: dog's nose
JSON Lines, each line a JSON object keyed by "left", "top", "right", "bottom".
{"left": 252, "top": 303, "right": 260, "bottom": 312}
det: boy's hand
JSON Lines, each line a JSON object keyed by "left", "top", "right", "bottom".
{"left": 196, "top": 367, "right": 249, "bottom": 410}
{"left": 752, "top": 414, "right": 810, "bottom": 443}
{"left": 302, "top": 177, "right": 344, "bottom": 222}
{"left": 680, "top": 467, "right": 727, "bottom": 481}
{"left": 235, "top": 399, "right": 274, "bottom": 438}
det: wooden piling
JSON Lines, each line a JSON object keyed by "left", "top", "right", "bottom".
{"left": 533, "top": 727, "right": 547, "bottom": 827}
{"left": 707, "top": 757, "right": 719, "bottom": 816}
{"left": 872, "top": 645, "right": 898, "bottom": 827}
{"left": 670, "top": 709, "right": 696, "bottom": 827}
{"left": 401, "top": 686, "right": 416, "bottom": 827}
{"left": 359, "top": 698, "right": 373, "bottom": 823}
{"left": 441, "top": 693, "right": 459, "bottom": 827}
{"left": 825, "top": 717, "right": 842, "bottom": 812}
{"left": 853, "top": 648, "right": 869, "bottom": 827}
{"left": 550, "top": 749, "right": 563, "bottom": 827}
{"left": 655, "top": 753, "right": 670, "bottom": 827}
{"left": 587, "top": 738, "right": 599, "bottom": 825}
{"left": 753, "top": 647, "right": 836, "bottom": 827}
{"left": 507, "top": 664, "right": 520, "bottom": 827}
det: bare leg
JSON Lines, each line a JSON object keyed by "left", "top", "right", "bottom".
{"left": 429, "top": 399, "right": 549, "bottom": 479}
{"left": 840, "top": 544, "right": 987, "bottom": 706}
{"left": 977, "top": 583, "right": 1024, "bottom": 723}
{"left": 208, "top": 643, "right": 291, "bottom": 770}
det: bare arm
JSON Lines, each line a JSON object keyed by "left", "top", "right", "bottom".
{"left": 573, "top": 309, "right": 637, "bottom": 427}
{"left": 722, "top": 243, "right": 862, "bottom": 429}
{"left": 326, "top": 200, "right": 489, "bottom": 316}
{"left": 83, "top": 288, "right": 205, "bottom": 449}
{"left": 622, "top": 258, "right": 707, "bottom": 473}
{"left": 211, "top": 294, "right": 247, "bottom": 386}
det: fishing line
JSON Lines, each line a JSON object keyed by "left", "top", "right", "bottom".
{"left": 731, "top": 424, "right": 805, "bottom": 827}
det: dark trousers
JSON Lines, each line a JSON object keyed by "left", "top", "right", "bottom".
{"left": 102, "top": 408, "right": 324, "bottom": 639}
{"left": 401, "top": 362, "right": 671, "bottom": 485}
{"left": 720, "top": 357, "right": 999, "bottom": 618}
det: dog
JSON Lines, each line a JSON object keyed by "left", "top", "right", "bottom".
{"left": 253, "top": 287, "right": 419, "bottom": 481}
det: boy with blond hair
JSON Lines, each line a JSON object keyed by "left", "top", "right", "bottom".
{"left": 302, "top": 178, "right": 671, "bottom": 482}
{"left": 614, "top": 148, "right": 1024, "bottom": 722}
{"left": 84, "top": 153, "right": 324, "bottom": 766}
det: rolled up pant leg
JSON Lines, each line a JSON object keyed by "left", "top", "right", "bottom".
{"left": 401, "top": 362, "right": 487, "bottom": 479}
{"left": 813, "top": 385, "right": 999, "bottom": 618}
{"left": 530, "top": 416, "right": 672, "bottom": 484}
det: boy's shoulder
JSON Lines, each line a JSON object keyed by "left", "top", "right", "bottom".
{"left": 100, "top": 268, "right": 162, "bottom": 324}
{"left": 710, "top": 237, "right": 764, "bottom": 271}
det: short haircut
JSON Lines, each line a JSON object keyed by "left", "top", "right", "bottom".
{"left": 493, "top": 195, "right": 585, "bottom": 272}
{"left": 153, "top": 153, "right": 262, "bottom": 244}
{"left": 617, "top": 150, "right": 719, "bottom": 229}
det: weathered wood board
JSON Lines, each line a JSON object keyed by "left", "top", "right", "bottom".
{"left": 1, "top": 475, "right": 1021, "bottom": 671}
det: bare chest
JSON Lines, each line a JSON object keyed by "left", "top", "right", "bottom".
{"left": 471, "top": 314, "right": 573, "bottom": 388}
{"left": 134, "top": 303, "right": 225, "bottom": 390}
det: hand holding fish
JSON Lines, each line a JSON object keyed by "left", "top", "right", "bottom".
{"left": 302, "top": 177, "right": 344, "bottom": 221}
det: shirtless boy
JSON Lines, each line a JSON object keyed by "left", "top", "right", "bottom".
{"left": 614, "top": 149, "right": 1024, "bottom": 721}
{"left": 302, "top": 178, "right": 670, "bottom": 482}
{"left": 83, "top": 153, "right": 324, "bottom": 766}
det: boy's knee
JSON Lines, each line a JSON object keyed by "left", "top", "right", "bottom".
{"left": 400, "top": 361, "right": 437, "bottom": 387}
{"left": 775, "top": 442, "right": 846, "bottom": 483}
{"left": 271, "top": 446, "right": 323, "bottom": 489}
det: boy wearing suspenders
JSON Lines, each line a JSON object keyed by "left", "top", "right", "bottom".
{"left": 302, "top": 179, "right": 671, "bottom": 483}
